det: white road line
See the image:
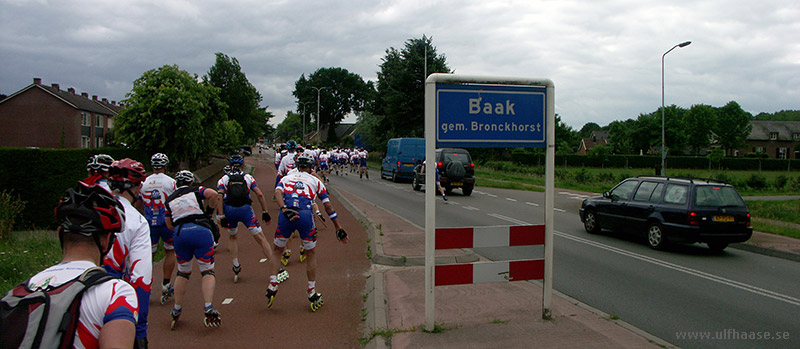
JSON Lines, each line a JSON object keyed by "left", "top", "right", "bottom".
{"left": 487, "top": 194, "right": 498, "bottom": 198}
{"left": 222, "top": 298, "right": 233, "bottom": 305}
{"left": 554, "top": 208, "right": 566, "bottom": 212}
{"left": 474, "top": 190, "right": 486, "bottom": 195}
{"left": 506, "top": 198, "right": 518, "bottom": 202}
{"left": 526, "top": 202, "right": 540, "bottom": 206}
{"left": 487, "top": 213, "right": 529, "bottom": 225}
{"left": 463, "top": 206, "right": 480, "bottom": 211}
{"left": 570, "top": 197, "right": 586, "bottom": 200}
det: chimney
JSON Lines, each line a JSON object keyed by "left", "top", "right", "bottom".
{"left": 81, "top": 92, "right": 88, "bottom": 98}
{"left": 92, "top": 95, "right": 98, "bottom": 101}
{"left": 52, "top": 83, "right": 60, "bottom": 90}
{"left": 112, "top": 101, "right": 116, "bottom": 105}
{"left": 102, "top": 98, "right": 108, "bottom": 103}
{"left": 68, "top": 88, "right": 75, "bottom": 94}
{"left": 33, "top": 78, "right": 42, "bottom": 84}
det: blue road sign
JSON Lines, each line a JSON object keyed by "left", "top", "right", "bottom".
{"left": 436, "top": 83, "right": 547, "bottom": 148}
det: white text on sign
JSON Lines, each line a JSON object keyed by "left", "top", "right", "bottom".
{"left": 469, "top": 98, "right": 515, "bottom": 115}
{"left": 441, "top": 121, "right": 542, "bottom": 134}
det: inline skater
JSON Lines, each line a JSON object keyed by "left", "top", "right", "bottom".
{"left": 103, "top": 159, "right": 153, "bottom": 348}
{"left": 358, "top": 147, "right": 369, "bottom": 180}
{"left": 139, "top": 153, "right": 178, "bottom": 305}
{"left": 86, "top": 154, "right": 115, "bottom": 193}
{"left": 218, "top": 154, "right": 284, "bottom": 285}
{"left": 271, "top": 153, "right": 349, "bottom": 311}
{"left": 165, "top": 170, "right": 223, "bottom": 329}
{"left": 318, "top": 149, "right": 330, "bottom": 183}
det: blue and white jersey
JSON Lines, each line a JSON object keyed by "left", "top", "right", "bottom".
{"left": 276, "top": 170, "right": 329, "bottom": 211}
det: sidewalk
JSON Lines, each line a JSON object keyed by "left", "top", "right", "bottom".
{"left": 335, "top": 190, "right": 671, "bottom": 348}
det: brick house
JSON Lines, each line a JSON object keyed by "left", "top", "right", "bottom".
{"left": 0, "top": 78, "right": 122, "bottom": 149}
{"left": 576, "top": 130, "right": 609, "bottom": 155}
{"left": 735, "top": 120, "right": 800, "bottom": 159}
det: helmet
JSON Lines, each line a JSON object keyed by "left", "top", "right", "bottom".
{"left": 296, "top": 153, "right": 315, "bottom": 169}
{"left": 222, "top": 165, "right": 231, "bottom": 175}
{"left": 279, "top": 144, "right": 287, "bottom": 151}
{"left": 56, "top": 181, "right": 125, "bottom": 257}
{"left": 109, "top": 158, "right": 146, "bottom": 191}
{"left": 296, "top": 146, "right": 304, "bottom": 154}
{"left": 151, "top": 153, "right": 169, "bottom": 169}
{"left": 175, "top": 170, "right": 195, "bottom": 186}
{"left": 86, "top": 154, "right": 115, "bottom": 174}
{"left": 286, "top": 140, "right": 297, "bottom": 150}
{"left": 229, "top": 154, "right": 244, "bottom": 167}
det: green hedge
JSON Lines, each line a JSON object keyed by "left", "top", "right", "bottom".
{"left": 507, "top": 153, "right": 800, "bottom": 171}
{"left": 0, "top": 147, "right": 150, "bottom": 230}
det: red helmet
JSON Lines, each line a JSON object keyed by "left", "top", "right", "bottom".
{"left": 109, "top": 158, "right": 146, "bottom": 191}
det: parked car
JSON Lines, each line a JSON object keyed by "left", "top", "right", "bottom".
{"left": 239, "top": 145, "right": 252, "bottom": 155}
{"left": 579, "top": 176, "right": 752, "bottom": 251}
{"left": 411, "top": 148, "right": 475, "bottom": 196}
{"left": 381, "top": 138, "right": 425, "bottom": 182}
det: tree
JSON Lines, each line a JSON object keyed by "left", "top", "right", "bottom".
{"left": 579, "top": 122, "right": 602, "bottom": 139}
{"left": 607, "top": 119, "right": 635, "bottom": 154}
{"left": 369, "top": 35, "right": 451, "bottom": 140}
{"left": 204, "top": 53, "right": 273, "bottom": 143}
{"left": 274, "top": 111, "right": 304, "bottom": 143}
{"left": 293, "top": 68, "right": 372, "bottom": 143}
{"left": 684, "top": 104, "right": 715, "bottom": 155}
{"left": 555, "top": 115, "right": 578, "bottom": 154}
{"left": 713, "top": 101, "right": 753, "bottom": 155}
{"left": 115, "top": 64, "right": 227, "bottom": 164}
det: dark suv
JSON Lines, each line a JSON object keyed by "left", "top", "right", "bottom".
{"left": 411, "top": 148, "right": 475, "bottom": 196}
{"left": 579, "top": 176, "right": 752, "bottom": 251}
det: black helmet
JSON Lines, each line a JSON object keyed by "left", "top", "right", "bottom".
{"left": 56, "top": 181, "right": 125, "bottom": 256}
{"left": 229, "top": 154, "right": 244, "bottom": 167}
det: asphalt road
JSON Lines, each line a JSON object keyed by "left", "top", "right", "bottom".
{"left": 333, "top": 168, "right": 800, "bottom": 349}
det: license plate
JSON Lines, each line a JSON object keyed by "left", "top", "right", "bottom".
{"left": 714, "top": 216, "right": 734, "bottom": 222}
{"left": 452, "top": 182, "right": 463, "bottom": 186}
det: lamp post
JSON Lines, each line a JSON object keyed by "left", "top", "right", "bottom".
{"left": 310, "top": 86, "right": 329, "bottom": 144}
{"left": 661, "top": 40, "right": 691, "bottom": 176}
{"left": 299, "top": 101, "right": 312, "bottom": 143}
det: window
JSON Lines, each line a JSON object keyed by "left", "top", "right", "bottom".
{"left": 81, "top": 112, "right": 90, "bottom": 126}
{"left": 107, "top": 118, "right": 114, "bottom": 130}
{"left": 610, "top": 180, "right": 638, "bottom": 201}
{"left": 769, "top": 132, "right": 778, "bottom": 140}
{"left": 778, "top": 147, "right": 787, "bottom": 159}
{"left": 754, "top": 146, "right": 765, "bottom": 154}
{"left": 81, "top": 136, "right": 90, "bottom": 148}
{"left": 96, "top": 137, "right": 103, "bottom": 148}
{"left": 95, "top": 115, "right": 103, "bottom": 128}
{"left": 663, "top": 184, "right": 688, "bottom": 205}
{"left": 633, "top": 182, "right": 659, "bottom": 202}
{"left": 793, "top": 133, "right": 799, "bottom": 141}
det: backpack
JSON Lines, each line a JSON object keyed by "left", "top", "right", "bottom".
{"left": 226, "top": 172, "right": 251, "bottom": 207}
{"left": 0, "top": 267, "right": 113, "bottom": 349}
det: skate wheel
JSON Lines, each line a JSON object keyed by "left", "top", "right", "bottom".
{"left": 170, "top": 319, "right": 178, "bottom": 330}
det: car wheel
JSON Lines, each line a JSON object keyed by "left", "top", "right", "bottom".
{"left": 391, "top": 171, "right": 398, "bottom": 183}
{"left": 412, "top": 176, "right": 422, "bottom": 191}
{"left": 647, "top": 222, "right": 668, "bottom": 250}
{"left": 707, "top": 242, "right": 729, "bottom": 251}
{"left": 462, "top": 185, "right": 473, "bottom": 196}
{"left": 583, "top": 210, "right": 600, "bottom": 234}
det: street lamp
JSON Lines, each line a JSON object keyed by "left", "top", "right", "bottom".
{"left": 310, "top": 86, "right": 329, "bottom": 144}
{"left": 299, "top": 101, "right": 312, "bottom": 143}
{"left": 661, "top": 40, "right": 691, "bottom": 176}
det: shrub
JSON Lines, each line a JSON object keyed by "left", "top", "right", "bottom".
{"left": 597, "top": 172, "right": 616, "bottom": 183}
{"left": 774, "top": 175, "right": 789, "bottom": 189}
{"left": 745, "top": 174, "right": 767, "bottom": 189}
{"left": 0, "top": 190, "right": 26, "bottom": 240}
{"left": 712, "top": 172, "right": 732, "bottom": 184}
{"left": 574, "top": 168, "right": 593, "bottom": 183}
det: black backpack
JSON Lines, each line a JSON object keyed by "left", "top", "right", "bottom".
{"left": 226, "top": 172, "right": 251, "bottom": 207}
{"left": 0, "top": 267, "right": 113, "bottom": 349}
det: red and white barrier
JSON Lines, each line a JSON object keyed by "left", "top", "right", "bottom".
{"left": 435, "top": 225, "right": 545, "bottom": 286}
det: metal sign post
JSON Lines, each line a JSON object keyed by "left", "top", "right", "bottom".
{"left": 424, "top": 74, "right": 556, "bottom": 330}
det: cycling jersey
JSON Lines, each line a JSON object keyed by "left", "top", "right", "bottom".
{"left": 217, "top": 174, "right": 262, "bottom": 234}
{"left": 275, "top": 170, "right": 330, "bottom": 250}
{"left": 102, "top": 196, "right": 152, "bottom": 340}
{"left": 27, "top": 261, "right": 138, "bottom": 349}
{"left": 165, "top": 186, "right": 215, "bottom": 273}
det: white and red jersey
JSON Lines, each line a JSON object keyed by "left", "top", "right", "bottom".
{"left": 319, "top": 152, "right": 330, "bottom": 164}
{"left": 278, "top": 151, "right": 297, "bottom": 176}
{"left": 165, "top": 186, "right": 212, "bottom": 223}
{"left": 277, "top": 170, "right": 330, "bottom": 210}
{"left": 28, "top": 261, "right": 138, "bottom": 349}
{"left": 139, "top": 173, "right": 176, "bottom": 227}
{"left": 217, "top": 172, "right": 259, "bottom": 199}
{"left": 103, "top": 196, "right": 153, "bottom": 299}
{"left": 359, "top": 150, "right": 368, "bottom": 159}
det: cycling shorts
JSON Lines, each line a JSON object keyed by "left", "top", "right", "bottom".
{"left": 173, "top": 222, "right": 215, "bottom": 272}
{"left": 274, "top": 209, "right": 317, "bottom": 250}
{"left": 149, "top": 225, "right": 174, "bottom": 253}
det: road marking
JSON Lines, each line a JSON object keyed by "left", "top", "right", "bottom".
{"left": 463, "top": 206, "right": 480, "bottom": 211}
{"left": 526, "top": 202, "right": 540, "bottom": 207}
{"left": 554, "top": 208, "right": 566, "bottom": 212}
{"left": 570, "top": 197, "right": 586, "bottom": 200}
{"left": 474, "top": 190, "right": 486, "bottom": 195}
{"left": 259, "top": 258, "right": 268, "bottom": 263}
{"left": 222, "top": 298, "right": 233, "bottom": 305}
{"left": 487, "top": 193, "right": 498, "bottom": 198}
{"left": 556, "top": 232, "right": 800, "bottom": 307}
{"left": 506, "top": 198, "right": 517, "bottom": 202}
{"left": 487, "top": 213, "right": 529, "bottom": 225}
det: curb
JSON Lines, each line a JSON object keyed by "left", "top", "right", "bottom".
{"left": 730, "top": 243, "right": 800, "bottom": 263}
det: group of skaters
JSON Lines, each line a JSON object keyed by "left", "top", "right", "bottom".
{"left": 7, "top": 148, "right": 349, "bottom": 348}
{"left": 274, "top": 142, "right": 370, "bottom": 182}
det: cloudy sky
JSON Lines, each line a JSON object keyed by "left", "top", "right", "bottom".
{"left": 1, "top": 0, "right": 798, "bottom": 130}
